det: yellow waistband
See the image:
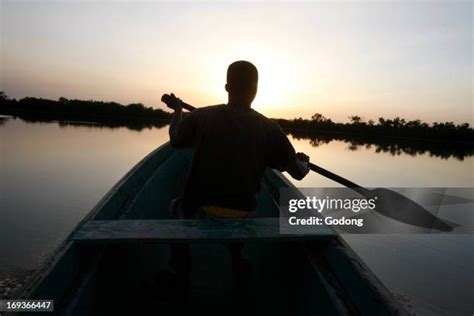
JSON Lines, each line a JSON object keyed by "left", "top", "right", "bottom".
{"left": 200, "top": 206, "right": 251, "bottom": 219}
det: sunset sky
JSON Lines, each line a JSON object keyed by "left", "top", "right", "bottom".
{"left": 1, "top": 1, "right": 472, "bottom": 123}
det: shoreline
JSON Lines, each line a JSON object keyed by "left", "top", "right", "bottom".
{"left": 2, "top": 114, "right": 472, "bottom": 145}
{"left": 0, "top": 269, "right": 34, "bottom": 299}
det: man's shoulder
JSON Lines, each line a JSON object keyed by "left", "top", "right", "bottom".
{"left": 185, "top": 104, "right": 224, "bottom": 120}
{"left": 250, "top": 109, "right": 283, "bottom": 131}
{"left": 188, "top": 104, "right": 224, "bottom": 117}
{"left": 195, "top": 104, "right": 225, "bottom": 113}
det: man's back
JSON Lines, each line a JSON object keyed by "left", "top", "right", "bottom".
{"left": 172, "top": 104, "right": 297, "bottom": 216}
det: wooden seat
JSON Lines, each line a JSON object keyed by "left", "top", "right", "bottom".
{"left": 71, "top": 218, "right": 336, "bottom": 244}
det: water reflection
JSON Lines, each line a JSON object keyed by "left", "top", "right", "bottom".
{"left": 8, "top": 116, "right": 169, "bottom": 131}
{"left": 287, "top": 129, "right": 473, "bottom": 161}
{"left": 8, "top": 117, "right": 473, "bottom": 160}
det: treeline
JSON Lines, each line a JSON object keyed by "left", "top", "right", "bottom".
{"left": 1, "top": 92, "right": 472, "bottom": 142}
{"left": 275, "top": 114, "right": 473, "bottom": 142}
{"left": 0, "top": 92, "right": 171, "bottom": 127}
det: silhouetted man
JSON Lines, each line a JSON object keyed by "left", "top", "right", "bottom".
{"left": 168, "top": 60, "right": 309, "bottom": 219}
{"left": 166, "top": 60, "right": 309, "bottom": 295}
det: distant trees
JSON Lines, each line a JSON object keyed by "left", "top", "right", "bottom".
{"left": 275, "top": 113, "right": 473, "bottom": 142}
{"left": 348, "top": 115, "right": 362, "bottom": 124}
{"left": 311, "top": 113, "right": 327, "bottom": 122}
{"left": 0, "top": 91, "right": 12, "bottom": 103}
{"left": 0, "top": 95, "right": 172, "bottom": 127}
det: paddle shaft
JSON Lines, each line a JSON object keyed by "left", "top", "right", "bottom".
{"left": 308, "top": 163, "right": 362, "bottom": 189}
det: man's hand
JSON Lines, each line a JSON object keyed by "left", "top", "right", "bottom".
{"left": 167, "top": 93, "right": 183, "bottom": 112}
{"left": 295, "top": 152, "right": 310, "bottom": 179}
{"left": 296, "top": 152, "right": 310, "bottom": 163}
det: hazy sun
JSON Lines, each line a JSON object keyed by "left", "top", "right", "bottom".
{"left": 252, "top": 56, "right": 297, "bottom": 115}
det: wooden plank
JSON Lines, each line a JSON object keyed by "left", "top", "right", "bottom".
{"left": 71, "top": 218, "right": 336, "bottom": 244}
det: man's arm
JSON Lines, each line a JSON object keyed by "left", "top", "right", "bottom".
{"left": 169, "top": 95, "right": 183, "bottom": 146}
{"left": 268, "top": 124, "right": 310, "bottom": 180}
{"left": 167, "top": 94, "right": 196, "bottom": 148}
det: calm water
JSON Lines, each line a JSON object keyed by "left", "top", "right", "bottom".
{"left": 1, "top": 118, "right": 473, "bottom": 315}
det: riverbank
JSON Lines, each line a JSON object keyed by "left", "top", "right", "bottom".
{"left": 0, "top": 269, "right": 34, "bottom": 299}
{"left": 2, "top": 115, "right": 471, "bottom": 160}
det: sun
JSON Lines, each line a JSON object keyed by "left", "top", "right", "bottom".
{"left": 251, "top": 56, "right": 299, "bottom": 116}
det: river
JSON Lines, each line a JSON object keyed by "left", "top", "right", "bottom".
{"left": 1, "top": 117, "right": 472, "bottom": 315}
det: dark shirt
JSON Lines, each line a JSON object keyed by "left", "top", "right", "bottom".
{"left": 171, "top": 104, "right": 298, "bottom": 216}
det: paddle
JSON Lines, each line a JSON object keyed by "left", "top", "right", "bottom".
{"left": 161, "top": 94, "right": 455, "bottom": 232}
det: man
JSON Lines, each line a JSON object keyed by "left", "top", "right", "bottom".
{"left": 165, "top": 60, "right": 310, "bottom": 295}
{"left": 167, "top": 60, "right": 310, "bottom": 219}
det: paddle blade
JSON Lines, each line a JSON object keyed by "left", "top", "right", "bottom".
{"left": 371, "top": 188, "right": 457, "bottom": 232}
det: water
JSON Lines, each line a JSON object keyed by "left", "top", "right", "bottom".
{"left": 1, "top": 118, "right": 473, "bottom": 315}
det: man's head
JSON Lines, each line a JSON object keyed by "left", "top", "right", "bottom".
{"left": 225, "top": 60, "right": 258, "bottom": 107}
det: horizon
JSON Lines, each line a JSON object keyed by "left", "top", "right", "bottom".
{"left": 1, "top": 1, "right": 472, "bottom": 124}
{"left": 3, "top": 92, "right": 473, "bottom": 126}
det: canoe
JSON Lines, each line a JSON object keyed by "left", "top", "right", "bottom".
{"left": 15, "top": 143, "right": 407, "bottom": 315}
